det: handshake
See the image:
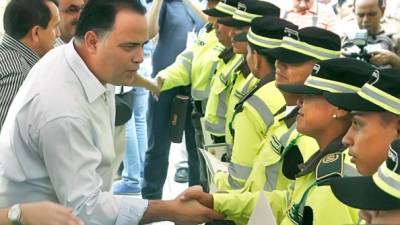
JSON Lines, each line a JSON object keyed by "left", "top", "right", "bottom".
{"left": 168, "top": 186, "right": 224, "bottom": 225}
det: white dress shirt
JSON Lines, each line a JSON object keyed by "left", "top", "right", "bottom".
{"left": 0, "top": 40, "right": 148, "bottom": 225}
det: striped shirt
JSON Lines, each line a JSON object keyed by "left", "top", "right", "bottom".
{"left": 0, "top": 34, "right": 40, "bottom": 129}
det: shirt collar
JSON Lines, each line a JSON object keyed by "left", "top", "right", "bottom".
{"left": 218, "top": 47, "right": 235, "bottom": 63}
{"left": 235, "top": 61, "right": 251, "bottom": 77}
{"left": 278, "top": 106, "right": 299, "bottom": 128}
{"left": 2, "top": 33, "right": 40, "bottom": 67}
{"left": 64, "top": 39, "right": 112, "bottom": 103}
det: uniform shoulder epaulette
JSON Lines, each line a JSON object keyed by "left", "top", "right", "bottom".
{"left": 316, "top": 152, "right": 344, "bottom": 186}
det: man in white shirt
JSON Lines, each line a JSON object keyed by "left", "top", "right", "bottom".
{"left": 0, "top": 0, "right": 223, "bottom": 224}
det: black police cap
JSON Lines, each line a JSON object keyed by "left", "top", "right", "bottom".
{"left": 203, "top": 0, "right": 239, "bottom": 17}
{"left": 326, "top": 68, "right": 400, "bottom": 114}
{"left": 269, "top": 27, "right": 341, "bottom": 64}
{"left": 217, "top": 0, "right": 280, "bottom": 28}
{"left": 279, "top": 58, "right": 374, "bottom": 95}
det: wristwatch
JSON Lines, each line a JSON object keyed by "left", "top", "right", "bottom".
{"left": 7, "top": 204, "right": 22, "bottom": 225}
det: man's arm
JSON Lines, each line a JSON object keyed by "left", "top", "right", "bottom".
{"left": 147, "top": 0, "right": 163, "bottom": 39}
{"left": 129, "top": 73, "right": 160, "bottom": 95}
{"left": 38, "top": 117, "right": 222, "bottom": 225}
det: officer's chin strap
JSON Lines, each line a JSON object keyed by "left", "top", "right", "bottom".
{"left": 288, "top": 180, "right": 320, "bottom": 225}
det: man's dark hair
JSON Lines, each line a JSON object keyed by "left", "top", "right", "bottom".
{"left": 353, "top": 0, "right": 386, "bottom": 8}
{"left": 3, "top": 0, "right": 58, "bottom": 40}
{"left": 75, "top": 0, "right": 146, "bottom": 40}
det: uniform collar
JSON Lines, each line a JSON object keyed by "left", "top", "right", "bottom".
{"left": 218, "top": 47, "right": 235, "bottom": 63}
{"left": 2, "top": 33, "right": 40, "bottom": 67}
{"left": 235, "top": 60, "right": 251, "bottom": 77}
{"left": 278, "top": 106, "right": 299, "bottom": 128}
{"left": 64, "top": 39, "right": 112, "bottom": 103}
{"left": 205, "top": 23, "right": 214, "bottom": 33}
{"left": 296, "top": 134, "right": 347, "bottom": 177}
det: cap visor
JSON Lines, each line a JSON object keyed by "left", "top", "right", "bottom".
{"left": 233, "top": 32, "right": 247, "bottom": 42}
{"left": 324, "top": 93, "right": 384, "bottom": 112}
{"left": 269, "top": 47, "right": 315, "bottom": 64}
{"left": 278, "top": 84, "right": 323, "bottom": 95}
{"left": 203, "top": 8, "right": 231, "bottom": 17}
{"left": 217, "top": 17, "right": 249, "bottom": 28}
{"left": 330, "top": 176, "right": 400, "bottom": 210}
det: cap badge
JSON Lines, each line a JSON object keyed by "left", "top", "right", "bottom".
{"left": 237, "top": 2, "right": 247, "bottom": 12}
{"left": 322, "top": 153, "right": 339, "bottom": 164}
{"left": 370, "top": 70, "right": 380, "bottom": 85}
{"left": 284, "top": 27, "right": 299, "bottom": 40}
{"left": 313, "top": 64, "right": 321, "bottom": 74}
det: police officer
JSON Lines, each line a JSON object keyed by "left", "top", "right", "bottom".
{"left": 330, "top": 139, "right": 400, "bottom": 225}
{"left": 325, "top": 68, "right": 400, "bottom": 176}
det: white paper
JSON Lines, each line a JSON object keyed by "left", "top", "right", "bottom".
{"left": 247, "top": 191, "right": 277, "bottom": 225}
{"left": 198, "top": 148, "right": 228, "bottom": 177}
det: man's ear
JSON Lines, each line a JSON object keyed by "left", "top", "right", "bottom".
{"left": 30, "top": 25, "right": 41, "bottom": 43}
{"left": 84, "top": 31, "right": 100, "bottom": 54}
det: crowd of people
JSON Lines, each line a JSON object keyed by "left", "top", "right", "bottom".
{"left": 0, "top": 0, "right": 399, "bottom": 224}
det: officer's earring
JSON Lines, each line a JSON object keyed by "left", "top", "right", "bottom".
{"left": 332, "top": 114, "right": 337, "bottom": 119}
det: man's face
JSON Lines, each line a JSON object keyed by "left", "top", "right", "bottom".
{"left": 94, "top": 9, "right": 148, "bottom": 86}
{"left": 360, "top": 209, "right": 400, "bottom": 224}
{"left": 37, "top": 1, "right": 61, "bottom": 57}
{"left": 343, "top": 112, "right": 399, "bottom": 175}
{"left": 230, "top": 26, "right": 248, "bottom": 54}
{"left": 292, "top": 0, "right": 315, "bottom": 13}
{"left": 274, "top": 59, "right": 316, "bottom": 86}
{"left": 215, "top": 21, "right": 233, "bottom": 47}
{"left": 58, "top": 0, "right": 84, "bottom": 43}
{"left": 355, "top": 0, "right": 383, "bottom": 34}
{"left": 338, "top": 0, "right": 354, "bottom": 18}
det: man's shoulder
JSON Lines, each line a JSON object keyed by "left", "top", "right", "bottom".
{"left": 0, "top": 44, "right": 27, "bottom": 75}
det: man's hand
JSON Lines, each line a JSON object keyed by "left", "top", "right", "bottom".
{"left": 369, "top": 49, "right": 400, "bottom": 69}
{"left": 141, "top": 186, "right": 223, "bottom": 225}
{"left": 171, "top": 191, "right": 224, "bottom": 225}
{"left": 149, "top": 75, "right": 164, "bottom": 100}
{"left": 180, "top": 185, "right": 214, "bottom": 209}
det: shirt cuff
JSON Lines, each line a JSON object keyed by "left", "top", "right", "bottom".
{"left": 115, "top": 197, "right": 148, "bottom": 225}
